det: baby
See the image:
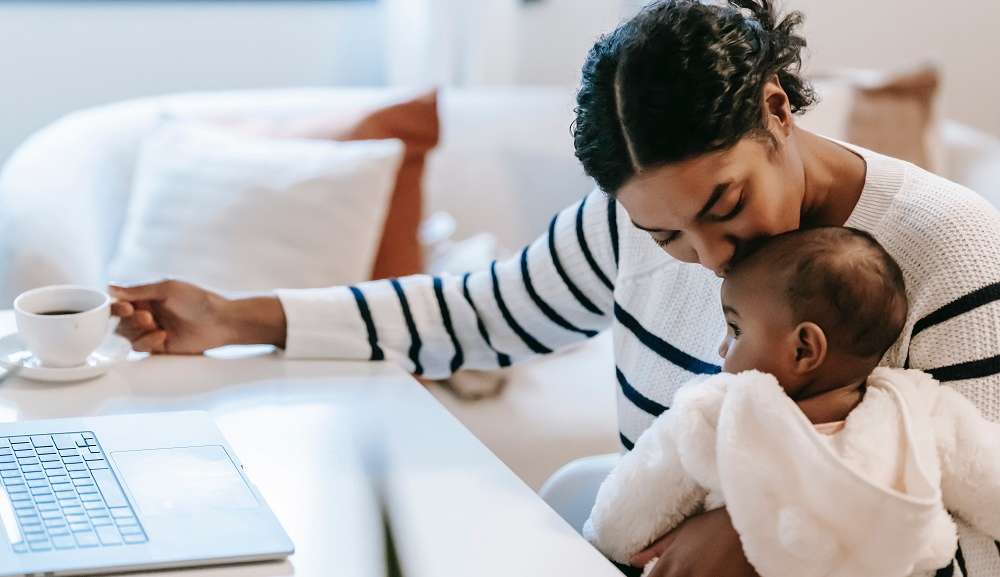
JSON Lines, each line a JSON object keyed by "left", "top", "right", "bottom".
{"left": 585, "top": 227, "right": 1000, "bottom": 577}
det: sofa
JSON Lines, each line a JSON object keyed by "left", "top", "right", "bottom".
{"left": 2, "top": 85, "right": 999, "bottom": 491}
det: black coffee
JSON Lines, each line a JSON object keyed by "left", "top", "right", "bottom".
{"left": 39, "top": 310, "right": 83, "bottom": 316}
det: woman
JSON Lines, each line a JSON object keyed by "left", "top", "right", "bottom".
{"left": 112, "top": 1, "right": 1000, "bottom": 575}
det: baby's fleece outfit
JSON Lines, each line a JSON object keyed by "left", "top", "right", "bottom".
{"left": 584, "top": 368, "right": 1000, "bottom": 577}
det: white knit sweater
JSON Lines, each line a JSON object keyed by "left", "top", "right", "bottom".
{"left": 277, "top": 144, "right": 1000, "bottom": 576}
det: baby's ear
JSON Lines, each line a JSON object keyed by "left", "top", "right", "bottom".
{"left": 792, "top": 322, "right": 827, "bottom": 374}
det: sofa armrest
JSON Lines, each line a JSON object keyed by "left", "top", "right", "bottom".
{"left": 941, "top": 120, "right": 1000, "bottom": 207}
{"left": 0, "top": 103, "right": 159, "bottom": 305}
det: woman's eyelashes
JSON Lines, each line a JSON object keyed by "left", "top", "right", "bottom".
{"left": 650, "top": 188, "right": 748, "bottom": 249}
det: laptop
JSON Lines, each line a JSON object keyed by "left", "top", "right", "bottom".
{"left": 0, "top": 411, "right": 293, "bottom": 577}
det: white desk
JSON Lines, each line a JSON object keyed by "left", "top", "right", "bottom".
{"left": 0, "top": 312, "right": 621, "bottom": 577}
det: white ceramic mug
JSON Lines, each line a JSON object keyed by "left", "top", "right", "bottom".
{"left": 13, "top": 285, "right": 111, "bottom": 368}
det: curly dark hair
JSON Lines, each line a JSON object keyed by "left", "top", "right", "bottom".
{"left": 573, "top": 0, "right": 817, "bottom": 194}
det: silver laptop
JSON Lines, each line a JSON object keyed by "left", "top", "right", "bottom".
{"left": 0, "top": 411, "right": 293, "bottom": 576}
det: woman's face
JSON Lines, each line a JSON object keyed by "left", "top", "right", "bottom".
{"left": 616, "top": 120, "right": 806, "bottom": 277}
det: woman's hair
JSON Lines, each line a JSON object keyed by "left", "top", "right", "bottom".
{"left": 573, "top": 0, "right": 816, "bottom": 194}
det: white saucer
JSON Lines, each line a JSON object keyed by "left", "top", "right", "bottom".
{"left": 0, "top": 333, "right": 132, "bottom": 382}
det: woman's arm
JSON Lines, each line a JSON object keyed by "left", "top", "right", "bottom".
{"left": 274, "top": 189, "right": 618, "bottom": 377}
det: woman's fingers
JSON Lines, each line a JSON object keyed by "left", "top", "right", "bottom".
{"left": 631, "top": 532, "right": 673, "bottom": 567}
{"left": 110, "top": 301, "right": 134, "bottom": 318}
{"left": 117, "top": 311, "right": 160, "bottom": 342}
{"left": 132, "top": 330, "right": 167, "bottom": 353}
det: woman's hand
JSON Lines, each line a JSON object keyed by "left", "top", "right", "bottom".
{"left": 631, "top": 507, "right": 760, "bottom": 577}
{"left": 110, "top": 280, "right": 287, "bottom": 354}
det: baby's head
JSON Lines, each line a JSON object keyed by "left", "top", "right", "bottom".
{"left": 719, "top": 227, "right": 907, "bottom": 397}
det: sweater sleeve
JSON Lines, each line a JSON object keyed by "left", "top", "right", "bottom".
{"left": 933, "top": 384, "right": 1000, "bottom": 540}
{"left": 274, "top": 189, "right": 618, "bottom": 378}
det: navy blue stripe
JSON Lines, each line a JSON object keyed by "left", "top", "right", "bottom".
{"left": 575, "top": 196, "right": 614, "bottom": 292}
{"left": 433, "top": 276, "right": 464, "bottom": 374}
{"left": 390, "top": 279, "right": 424, "bottom": 376}
{"left": 491, "top": 261, "right": 552, "bottom": 354}
{"left": 520, "top": 248, "right": 598, "bottom": 338}
{"left": 614, "top": 302, "right": 722, "bottom": 375}
{"left": 461, "top": 273, "right": 511, "bottom": 368}
{"left": 547, "top": 214, "right": 604, "bottom": 316}
{"left": 956, "top": 545, "right": 967, "bottom": 577}
{"left": 607, "top": 196, "right": 620, "bottom": 268}
{"left": 349, "top": 286, "right": 384, "bottom": 362}
{"left": 619, "top": 432, "right": 634, "bottom": 451}
{"left": 928, "top": 354, "right": 1000, "bottom": 382}
{"left": 913, "top": 281, "right": 1000, "bottom": 339}
{"left": 934, "top": 561, "right": 954, "bottom": 577}
{"left": 617, "top": 367, "right": 668, "bottom": 417}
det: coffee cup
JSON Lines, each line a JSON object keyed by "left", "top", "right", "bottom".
{"left": 13, "top": 285, "right": 111, "bottom": 368}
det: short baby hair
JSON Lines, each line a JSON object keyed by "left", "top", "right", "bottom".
{"left": 733, "top": 227, "right": 908, "bottom": 359}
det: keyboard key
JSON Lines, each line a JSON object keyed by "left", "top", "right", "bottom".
{"left": 119, "top": 524, "right": 143, "bottom": 536}
{"left": 35, "top": 446, "right": 57, "bottom": 456}
{"left": 1, "top": 470, "right": 21, "bottom": 479}
{"left": 26, "top": 479, "right": 47, "bottom": 489}
{"left": 12, "top": 542, "right": 28, "bottom": 553}
{"left": 40, "top": 510, "right": 62, "bottom": 520}
{"left": 48, "top": 526, "right": 69, "bottom": 536}
{"left": 33, "top": 494, "right": 54, "bottom": 504}
{"left": 28, "top": 541, "right": 51, "bottom": 552}
{"left": 13, "top": 450, "right": 33, "bottom": 459}
{"left": 30, "top": 436, "right": 53, "bottom": 448}
{"left": 65, "top": 512, "right": 87, "bottom": 522}
{"left": 47, "top": 475, "right": 69, "bottom": 484}
{"left": 114, "top": 516, "right": 137, "bottom": 527}
{"left": 87, "top": 460, "right": 109, "bottom": 470}
{"left": 29, "top": 486, "right": 51, "bottom": 496}
{"left": 109, "top": 507, "right": 133, "bottom": 520}
{"left": 95, "top": 524, "right": 121, "bottom": 545}
{"left": 91, "top": 516, "right": 113, "bottom": 526}
{"left": 77, "top": 483, "right": 98, "bottom": 493}
{"left": 61, "top": 506, "right": 83, "bottom": 516}
{"left": 20, "top": 465, "right": 41, "bottom": 474}
{"left": 53, "top": 434, "right": 81, "bottom": 450}
{"left": 21, "top": 524, "right": 44, "bottom": 535}
{"left": 69, "top": 471, "right": 90, "bottom": 480}
{"left": 65, "top": 463, "right": 87, "bottom": 472}
{"left": 0, "top": 455, "right": 15, "bottom": 464}
{"left": 75, "top": 531, "right": 99, "bottom": 547}
{"left": 82, "top": 501, "right": 104, "bottom": 511}
{"left": 69, "top": 522, "right": 91, "bottom": 532}
{"left": 36, "top": 502, "right": 58, "bottom": 512}
{"left": 80, "top": 493, "right": 101, "bottom": 502}
{"left": 62, "top": 456, "right": 82, "bottom": 464}
{"left": 9, "top": 437, "right": 29, "bottom": 445}
{"left": 38, "top": 454, "right": 60, "bottom": 463}
{"left": 51, "top": 482, "right": 72, "bottom": 492}
{"left": 44, "top": 518, "right": 66, "bottom": 528}
{"left": 18, "top": 457, "right": 40, "bottom": 466}
{"left": 93, "top": 471, "right": 128, "bottom": 508}
{"left": 54, "top": 490, "right": 75, "bottom": 500}
{"left": 82, "top": 452, "right": 104, "bottom": 462}
{"left": 11, "top": 442, "right": 31, "bottom": 451}
{"left": 58, "top": 449, "right": 78, "bottom": 458}
{"left": 42, "top": 461, "right": 63, "bottom": 470}
{"left": 51, "top": 534, "right": 75, "bottom": 549}
{"left": 23, "top": 472, "right": 44, "bottom": 481}
{"left": 122, "top": 533, "right": 146, "bottom": 544}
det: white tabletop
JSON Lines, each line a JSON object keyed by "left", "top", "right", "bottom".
{"left": 0, "top": 312, "right": 621, "bottom": 577}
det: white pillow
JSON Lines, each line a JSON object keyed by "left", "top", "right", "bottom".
{"left": 109, "top": 121, "right": 403, "bottom": 293}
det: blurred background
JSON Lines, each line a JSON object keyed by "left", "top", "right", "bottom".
{"left": 1, "top": 0, "right": 998, "bottom": 163}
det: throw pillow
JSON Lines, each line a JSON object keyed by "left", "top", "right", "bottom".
{"left": 108, "top": 121, "right": 403, "bottom": 293}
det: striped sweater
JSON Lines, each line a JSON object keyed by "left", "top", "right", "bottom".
{"left": 277, "top": 144, "right": 1000, "bottom": 576}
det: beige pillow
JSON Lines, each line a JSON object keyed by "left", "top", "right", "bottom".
{"left": 806, "top": 66, "right": 942, "bottom": 172}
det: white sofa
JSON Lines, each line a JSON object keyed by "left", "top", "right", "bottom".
{"left": 2, "top": 86, "right": 999, "bottom": 490}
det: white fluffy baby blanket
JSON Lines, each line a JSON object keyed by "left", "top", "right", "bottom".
{"left": 584, "top": 368, "right": 1000, "bottom": 577}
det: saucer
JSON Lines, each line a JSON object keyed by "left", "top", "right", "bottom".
{"left": 0, "top": 333, "right": 132, "bottom": 382}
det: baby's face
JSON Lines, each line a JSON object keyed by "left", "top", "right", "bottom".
{"left": 718, "top": 271, "right": 799, "bottom": 385}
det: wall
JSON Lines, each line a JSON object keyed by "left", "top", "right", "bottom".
{"left": 0, "top": 1, "right": 383, "bottom": 162}
{"left": 517, "top": 0, "right": 1000, "bottom": 137}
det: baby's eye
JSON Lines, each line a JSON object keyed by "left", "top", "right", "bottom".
{"left": 727, "top": 323, "right": 741, "bottom": 338}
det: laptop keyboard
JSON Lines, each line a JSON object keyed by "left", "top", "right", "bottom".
{"left": 0, "top": 432, "right": 147, "bottom": 553}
